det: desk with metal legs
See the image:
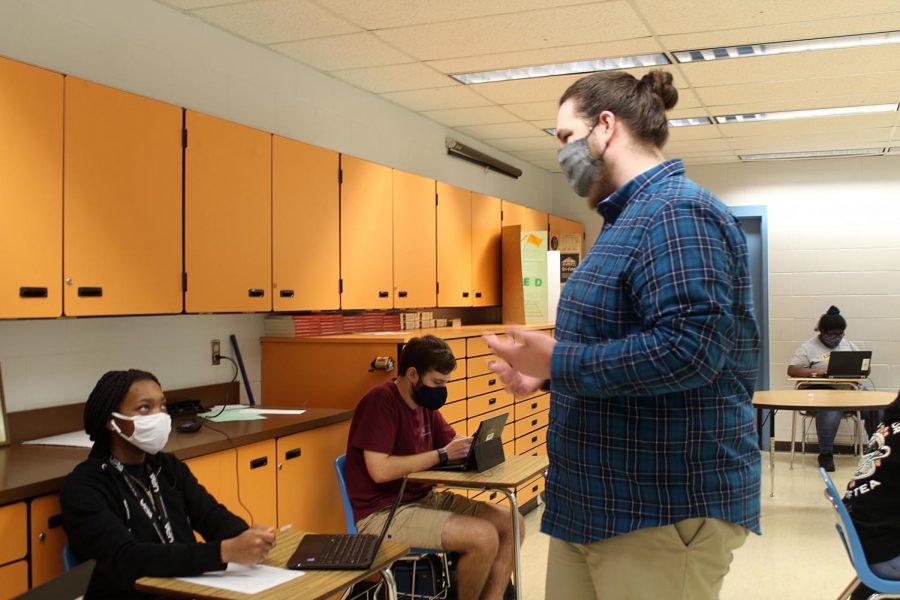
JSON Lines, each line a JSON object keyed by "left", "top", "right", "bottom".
{"left": 752, "top": 390, "right": 895, "bottom": 497}
{"left": 787, "top": 378, "right": 866, "bottom": 469}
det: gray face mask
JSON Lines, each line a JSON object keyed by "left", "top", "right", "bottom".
{"left": 557, "top": 129, "right": 602, "bottom": 197}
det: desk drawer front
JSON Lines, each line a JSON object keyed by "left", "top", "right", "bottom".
{"left": 468, "top": 389, "right": 513, "bottom": 419}
{"left": 515, "top": 393, "right": 550, "bottom": 421}
{"left": 467, "top": 373, "right": 503, "bottom": 397}
{"left": 466, "top": 355, "right": 496, "bottom": 378}
{"left": 447, "top": 338, "right": 466, "bottom": 360}
{"left": 449, "top": 360, "right": 467, "bottom": 381}
{"left": 516, "top": 475, "right": 545, "bottom": 506}
{"left": 466, "top": 336, "right": 491, "bottom": 357}
{"left": 440, "top": 400, "right": 466, "bottom": 425}
{"left": 0, "top": 502, "right": 27, "bottom": 565}
{"left": 514, "top": 409, "right": 549, "bottom": 439}
{"left": 446, "top": 380, "right": 466, "bottom": 402}
{"left": 515, "top": 426, "right": 548, "bottom": 455}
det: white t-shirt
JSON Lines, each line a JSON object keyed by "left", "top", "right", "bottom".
{"left": 790, "top": 335, "right": 860, "bottom": 371}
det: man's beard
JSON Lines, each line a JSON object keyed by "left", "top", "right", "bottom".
{"left": 586, "top": 164, "right": 616, "bottom": 210}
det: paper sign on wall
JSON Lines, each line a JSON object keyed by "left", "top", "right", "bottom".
{"left": 521, "top": 230, "right": 548, "bottom": 324}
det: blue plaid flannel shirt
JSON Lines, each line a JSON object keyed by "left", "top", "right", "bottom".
{"left": 544, "top": 159, "right": 761, "bottom": 544}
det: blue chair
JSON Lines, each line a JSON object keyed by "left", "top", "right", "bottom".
{"left": 62, "top": 543, "right": 79, "bottom": 572}
{"left": 820, "top": 467, "right": 900, "bottom": 599}
{"left": 335, "top": 454, "right": 450, "bottom": 600}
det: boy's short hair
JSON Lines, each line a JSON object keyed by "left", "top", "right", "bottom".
{"left": 398, "top": 335, "right": 457, "bottom": 377}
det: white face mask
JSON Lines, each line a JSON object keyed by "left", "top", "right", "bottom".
{"left": 110, "top": 412, "right": 171, "bottom": 455}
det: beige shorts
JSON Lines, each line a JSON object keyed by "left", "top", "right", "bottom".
{"left": 356, "top": 489, "right": 488, "bottom": 549}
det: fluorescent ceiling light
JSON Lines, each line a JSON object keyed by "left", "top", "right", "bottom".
{"left": 715, "top": 103, "right": 898, "bottom": 124}
{"left": 674, "top": 30, "right": 900, "bottom": 63}
{"left": 739, "top": 148, "right": 885, "bottom": 161}
{"left": 669, "top": 117, "right": 712, "bottom": 127}
{"left": 451, "top": 53, "right": 669, "bottom": 85}
{"left": 544, "top": 128, "right": 557, "bottom": 136}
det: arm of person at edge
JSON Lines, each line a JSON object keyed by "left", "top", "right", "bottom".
{"left": 487, "top": 199, "right": 747, "bottom": 399}
{"left": 363, "top": 441, "right": 468, "bottom": 483}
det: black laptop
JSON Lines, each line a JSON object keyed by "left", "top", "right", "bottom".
{"left": 826, "top": 351, "right": 872, "bottom": 378}
{"left": 13, "top": 560, "right": 95, "bottom": 600}
{"left": 287, "top": 477, "right": 406, "bottom": 570}
{"left": 432, "top": 413, "right": 508, "bottom": 472}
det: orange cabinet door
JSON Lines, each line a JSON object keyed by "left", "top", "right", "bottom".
{"left": 185, "top": 111, "right": 271, "bottom": 313}
{"left": 436, "top": 182, "right": 472, "bottom": 307}
{"left": 0, "top": 502, "right": 27, "bottom": 566}
{"left": 502, "top": 201, "right": 548, "bottom": 232}
{"left": 272, "top": 136, "right": 340, "bottom": 311}
{"left": 0, "top": 560, "right": 28, "bottom": 599}
{"left": 471, "top": 193, "right": 501, "bottom": 306}
{"left": 276, "top": 420, "right": 351, "bottom": 533}
{"left": 0, "top": 57, "right": 62, "bottom": 318}
{"left": 340, "top": 156, "right": 393, "bottom": 309}
{"left": 236, "top": 441, "right": 278, "bottom": 527}
{"left": 64, "top": 77, "right": 182, "bottom": 316}
{"left": 30, "top": 494, "right": 67, "bottom": 587}
{"left": 393, "top": 170, "right": 436, "bottom": 308}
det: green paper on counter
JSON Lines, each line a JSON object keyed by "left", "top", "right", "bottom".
{"left": 201, "top": 410, "right": 267, "bottom": 422}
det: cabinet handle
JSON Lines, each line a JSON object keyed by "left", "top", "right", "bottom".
{"left": 19, "top": 287, "right": 48, "bottom": 298}
{"left": 488, "top": 397, "right": 497, "bottom": 405}
{"left": 398, "top": 291, "right": 408, "bottom": 298}
{"left": 285, "top": 448, "right": 301, "bottom": 460}
{"left": 279, "top": 289, "right": 295, "bottom": 298}
{"left": 38, "top": 532, "right": 45, "bottom": 542}
{"left": 531, "top": 435, "right": 538, "bottom": 443}
{"left": 488, "top": 378, "right": 496, "bottom": 386}
{"left": 489, "top": 492, "right": 497, "bottom": 500}
{"left": 249, "top": 457, "right": 268, "bottom": 469}
{"left": 77, "top": 287, "right": 102, "bottom": 297}
{"left": 531, "top": 418, "right": 538, "bottom": 426}
{"left": 48, "top": 514, "right": 63, "bottom": 529}
{"left": 475, "top": 292, "right": 482, "bottom": 298}
{"left": 248, "top": 288, "right": 265, "bottom": 297}
{"left": 462, "top": 292, "right": 470, "bottom": 298}
{"left": 378, "top": 290, "right": 389, "bottom": 298}
{"left": 532, "top": 484, "right": 539, "bottom": 492}
{"left": 531, "top": 402, "right": 538, "bottom": 409}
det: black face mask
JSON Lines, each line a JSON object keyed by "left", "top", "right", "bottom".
{"left": 413, "top": 382, "right": 448, "bottom": 410}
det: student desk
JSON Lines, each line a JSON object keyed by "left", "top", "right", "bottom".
{"left": 787, "top": 378, "right": 867, "bottom": 468}
{"left": 406, "top": 453, "right": 550, "bottom": 600}
{"left": 752, "top": 389, "right": 895, "bottom": 496}
{"left": 136, "top": 529, "right": 409, "bottom": 600}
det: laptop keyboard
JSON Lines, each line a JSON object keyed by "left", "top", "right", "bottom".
{"left": 320, "top": 534, "right": 377, "bottom": 564}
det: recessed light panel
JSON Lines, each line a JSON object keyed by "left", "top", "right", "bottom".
{"left": 739, "top": 148, "right": 885, "bottom": 161}
{"left": 674, "top": 30, "right": 900, "bottom": 63}
{"left": 451, "top": 53, "right": 669, "bottom": 85}
{"left": 715, "top": 103, "right": 898, "bottom": 124}
{"left": 668, "top": 117, "right": 712, "bottom": 127}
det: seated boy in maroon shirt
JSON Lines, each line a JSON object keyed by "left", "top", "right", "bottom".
{"left": 345, "top": 335, "right": 523, "bottom": 600}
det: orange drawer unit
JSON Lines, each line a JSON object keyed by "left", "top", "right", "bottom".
{"left": 516, "top": 426, "right": 548, "bottom": 455}
{"left": 517, "top": 475, "right": 545, "bottom": 506}
{"left": 0, "top": 502, "right": 27, "bottom": 566}
{"left": 468, "top": 389, "right": 514, "bottom": 419}
{"left": 465, "top": 355, "right": 496, "bottom": 378}
{"left": 446, "top": 338, "right": 466, "bottom": 360}
{"left": 0, "top": 561, "right": 28, "bottom": 599}
{"left": 450, "top": 360, "right": 467, "bottom": 381}
{"left": 235, "top": 440, "right": 278, "bottom": 527}
{"left": 30, "top": 494, "right": 67, "bottom": 587}
{"left": 446, "top": 380, "right": 466, "bottom": 402}
{"left": 514, "top": 409, "right": 549, "bottom": 440}
{"left": 466, "top": 336, "right": 491, "bottom": 357}
{"left": 440, "top": 399, "right": 467, "bottom": 425}
{"left": 452, "top": 420, "right": 468, "bottom": 437}
{"left": 514, "top": 393, "right": 550, "bottom": 421}
{"left": 467, "top": 373, "right": 503, "bottom": 397}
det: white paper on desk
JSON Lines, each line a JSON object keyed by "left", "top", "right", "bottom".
{"left": 176, "top": 563, "right": 304, "bottom": 594}
{"left": 244, "top": 408, "right": 307, "bottom": 415}
{"left": 203, "top": 404, "right": 252, "bottom": 412}
{"left": 23, "top": 430, "right": 93, "bottom": 448}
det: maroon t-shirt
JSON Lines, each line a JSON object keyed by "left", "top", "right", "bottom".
{"left": 345, "top": 381, "right": 456, "bottom": 523}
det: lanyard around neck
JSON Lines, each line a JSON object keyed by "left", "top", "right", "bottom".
{"left": 108, "top": 456, "right": 174, "bottom": 544}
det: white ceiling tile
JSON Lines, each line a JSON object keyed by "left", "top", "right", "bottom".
{"left": 381, "top": 86, "right": 493, "bottom": 112}
{"left": 155, "top": 0, "right": 245, "bottom": 9}
{"left": 332, "top": 63, "right": 457, "bottom": 93}
{"left": 531, "top": 159, "right": 563, "bottom": 172}
{"left": 504, "top": 101, "right": 560, "bottom": 121}
{"left": 508, "top": 148, "right": 560, "bottom": 161}
{"left": 632, "top": 0, "right": 900, "bottom": 36}
{"left": 683, "top": 156, "right": 739, "bottom": 165}
{"left": 486, "top": 136, "right": 560, "bottom": 152}
{"left": 718, "top": 113, "right": 899, "bottom": 138}
{"left": 531, "top": 119, "right": 559, "bottom": 130}
{"left": 193, "top": 0, "right": 360, "bottom": 44}
{"left": 373, "top": 2, "right": 649, "bottom": 61}
{"left": 315, "top": 0, "right": 590, "bottom": 29}
{"left": 427, "top": 38, "right": 665, "bottom": 76}
{"left": 730, "top": 129, "right": 893, "bottom": 152}
{"left": 704, "top": 93, "right": 900, "bottom": 118}
{"left": 422, "top": 106, "right": 519, "bottom": 127}
{"left": 271, "top": 32, "right": 412, "bottom": 71}
{"left": 454, "top": 122, "right": 547, "bottom": 140}
{"left": 668, "top": 125, "right": 721, "bottom": 141}
{"left": 696, "top": 72, "right": 900, "bottom": 108}
{"left": 666, "top": 138, "right": 732, "bottom": 154}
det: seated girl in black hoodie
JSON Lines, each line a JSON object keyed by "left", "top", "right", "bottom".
{"left": 61, "top": 369, "right": 276, "bottom": 599}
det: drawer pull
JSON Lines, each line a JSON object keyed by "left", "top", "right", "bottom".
{"left": 488, "top": 378, "right": 496, "bottom": 386}
{"left": 47, "top": 514, "right": 63, "bottom": 529}
{"left": 488, "top": 397, "right": 497, "bottom": 405}
{"left": 531, "top": 436, "right": 538, "bottom": 443}
{"left": 19, "top": 287, "right": 48, "bottom": 298}
{"left": 249, "top": 457, "right": 268, "bottom": 469}
{"left": 462, "top": 291, "right": 470, "bottom": 298}
{"left": 489, "top": 492, "right": 497, "bottom": 500}
{"left": 475, "top": 292, "right": 482, "bottom": 298}
{"left": 248, "top": 288, "right": 265, "bottom": 297}
{"left": 378, "top": 290, "right": 390, "bottom": 298}
{"left": 531, "top": 418, "right": 538, "bottom": 426}
{"left": 398, "top": 291, "right": 408, "bottom": 297}
{"left": 531, "top": 402, "right": 538, "bottom": 409}
{"left": 532, "top": 484, "right": 539, "bottom": 493}
{"left": 285, "top": 448, "right": 302, "bottom": 460}
{"left": 78, "top": 286, "right": 102, "bottom": 297}
{"left": 279, "top": 289, "right": 295, "bottom": 298}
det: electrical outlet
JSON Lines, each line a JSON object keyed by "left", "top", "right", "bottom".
{"left": 211, "top": 339, "right": 221, "bottom": 365}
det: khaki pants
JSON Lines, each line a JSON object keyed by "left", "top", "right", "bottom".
{"left": 545, "top": 518, "right": 748, "bottom": 600}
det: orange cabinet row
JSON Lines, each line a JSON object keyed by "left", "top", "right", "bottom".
{"left": 0, "top": 56, "right": 582, "bottom": 319}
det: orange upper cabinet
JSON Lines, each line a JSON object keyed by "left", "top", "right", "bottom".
{"left": 393, "top": 170, "right": 436, "bottom": 309}
{"left": 272, "top": 137, "right": 340, "bottom": 311}
{"left": 549, "top": 214, "right": 585, "bottom": 249}
{"left": 436, "top": 182, "right": 472, "bottom": 307}
{"left": 471, "top": 193, "right": 501, "bottom": 306}
{"left": 64, "top": 78, "right": 183, "bottom": 316}
{"left": 502, "top": 201, "right": 548, "bottom": 232}
{"left": 0, "top": 57, "right": 62, "bottom": 319}
{"left": 185, "top": 111, "right": 271, "bottom": 313}
{"left": 340, "top": 156, "right": 393, "bottom": 310}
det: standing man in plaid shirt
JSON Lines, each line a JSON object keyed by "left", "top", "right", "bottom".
{"left": 484, "top": 69, "right": 760, "bottom": 600}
